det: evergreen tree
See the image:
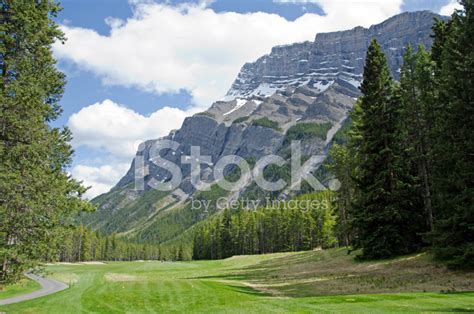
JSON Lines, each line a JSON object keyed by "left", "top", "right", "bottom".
{"left": 192, "top": 192, "right": 337, "bottom": 260}
{"left": 0, "top": 0, "right": 93, "bottom": 283}
{"left": 351, "top": 39, "right": 425, "bottom": 259}
{"left": 431, "top": 1, "right": 474, "bottom": 268}
{"left": 79, "top": 227, "right": 91, "bottom": 262}
{"left": 399, "top": 45, "right": 437, "bottom": 231}
{"left": 220, "top": 209, "right": 233, "bottom": 258}
{"left": 327, "top": 143, "right": 355, "bottom": 246}
{"left": 192, "top": 228, "right": 204, "bottom": 260}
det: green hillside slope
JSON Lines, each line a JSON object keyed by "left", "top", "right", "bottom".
{"left": 82, "top": 184, "right": 230, "bottom": 244}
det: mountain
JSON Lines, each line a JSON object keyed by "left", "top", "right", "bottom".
{"left": 83, "top": 11, "right": 442, "bottom": 244}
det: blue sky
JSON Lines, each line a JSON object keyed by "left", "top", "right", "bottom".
{"left": 54, "top": 0, "right": 459, "bottom": 198}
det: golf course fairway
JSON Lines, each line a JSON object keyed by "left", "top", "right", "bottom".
{"left": 1, "top": 249, "right": 473, "bottom": 313}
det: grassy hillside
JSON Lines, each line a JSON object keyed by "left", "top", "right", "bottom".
{"left": 1, "top": 249, "right": 473, "bottom": 313}
{"left": 225, "top": 249, "right": 474, "bottom": 297}
{"left": 82, "top": 183, "right": 229, "bottom": 245}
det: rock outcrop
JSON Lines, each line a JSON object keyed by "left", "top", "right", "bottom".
{"left": 225, "top": 11, "right": 438, "bottom": 100}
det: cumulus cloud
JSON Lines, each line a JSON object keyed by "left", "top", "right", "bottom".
{"left": 68, "top": 99, "right": 194, "bottom": 158}
{"left": 71, "top": 163, "right": 131, "bottom": 199}
{"left": 54, "top": 0, "right": 403, "bottom": 107}
{"left": 68, "top": 99, "right": 198, "bottom": 198}
{"left": 439, "top": 0, "right": 462, "bottom": 16}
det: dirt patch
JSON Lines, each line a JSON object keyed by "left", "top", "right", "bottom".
{"left": 52, "top": 273, "right": 80, "bottom": 284}
{"left": 104, "top": 273, "right": 139, "bottom": 282}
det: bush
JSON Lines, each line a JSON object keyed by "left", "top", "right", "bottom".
{"left": 252, "top": 117, "right": 281, "bottom": 131}
{"left": 233, "top": 116, "right": 249, "bottom": 124}
{"left": 286, "top": 122, "right": 332, "bottom": 141}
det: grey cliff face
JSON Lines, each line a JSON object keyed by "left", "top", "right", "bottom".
{"left": 226, "top": 11, "right": 439, "bottom": 100}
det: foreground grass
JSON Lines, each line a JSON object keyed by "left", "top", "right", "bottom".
{"left": 0, "top": 250, "right": 473, "bottom": 313}
{"left": 0, "top": 278, "right": 41, "bottom": 301}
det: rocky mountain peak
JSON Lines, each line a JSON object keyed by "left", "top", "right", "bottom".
{"left": 225, "top": 11, "right": 441, "bottom": 101}
{"left": 114, "top": 11, "right": 443, "bottom": 193}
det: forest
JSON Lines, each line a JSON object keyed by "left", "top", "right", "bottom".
{"left": 192, "top": 192, "right": 338, "bottom": 260}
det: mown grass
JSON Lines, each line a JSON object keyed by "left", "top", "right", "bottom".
{"left": 1, "top": 249, "right": 473, "bottom": 313}
{"left": 0, "top": 277, "right": 41, "bottom": 300}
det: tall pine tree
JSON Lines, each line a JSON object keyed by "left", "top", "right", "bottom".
{"left": 351, "top": 39, "right": 425, "bottom": 259}
{"left": 431, "top": 0, "right": 474, "bottom": 269}
{"left": 399, "top": 45, "right": 436, "bottom": 231}
{"left": 0, "top": 1, "right": 93, "bottom": 283}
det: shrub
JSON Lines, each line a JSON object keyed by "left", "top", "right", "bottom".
{"left": 233, "top": 116, "right": 249, "bottom": 124}
{"left": 252, "top": 117, "right": 281, "bottom": 131}
{"left": 286, "top": 122, "right": 332, "bottom": 141}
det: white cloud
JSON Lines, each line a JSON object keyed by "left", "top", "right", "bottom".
{"left": 68, "top": 99, "right": 199, "bottom": 198}
{"left": 54, "top": 0, "right": 403, "bottom": 107}
{"left": 439, "top": 0, "right": 462, "bottom": 16}
{"left": 68, "top": 99, "right": 195, "bottom": 158}
{"left": 71, "top": 163, "right": 131, "bottom": 199}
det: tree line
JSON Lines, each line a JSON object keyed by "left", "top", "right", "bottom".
{"left": 329, "top": 0, "right": 473, "bottom": 268}
{"left": 193, "top": 192, "right": 338, "bottom": 260}
{"left": 56, "top": 226, "right": 191, "bottom": 262}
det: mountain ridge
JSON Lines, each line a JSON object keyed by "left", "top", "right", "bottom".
{"left": 225, "top": 10, "right": 440, "bottom": 100}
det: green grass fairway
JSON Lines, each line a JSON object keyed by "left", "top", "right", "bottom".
{"left": 1, "top": 250, "right": 473, "bottom": 313}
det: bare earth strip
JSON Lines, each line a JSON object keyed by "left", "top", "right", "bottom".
{"left": 0, "top": 273, "right": 68, "bottom": 305}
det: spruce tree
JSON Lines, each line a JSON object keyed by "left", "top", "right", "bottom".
{"left": 327, "top": 143, "right": 355, "bottom": 247}
{"left": 399, "top": 45, "right": 436, "bottom": 231}
{"left": 351, "top": 39, "right": 425, "bottom": 259}
{"left": 0, "top": 1, "right": 93, "bottom": 283}
{"left": 431, "top": 0, "right": 474, "bottom": 268}
{"left": 220, "top": 209, "right": 233, "bottom": 258}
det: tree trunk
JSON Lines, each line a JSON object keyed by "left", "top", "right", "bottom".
{"left": 1, "top": 258, "right": 8, "bottom": 282}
